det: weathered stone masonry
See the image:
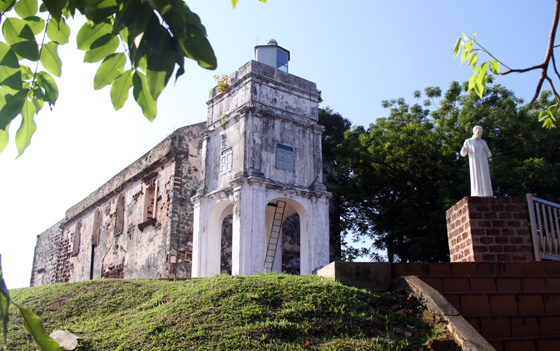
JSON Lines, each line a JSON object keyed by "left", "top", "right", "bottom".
{"left": 30, "top": 123, "right": 205, "bottom": 286}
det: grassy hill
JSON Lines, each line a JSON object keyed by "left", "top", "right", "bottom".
{"left": 3, "top": 274, "right": 459, "bottom": 350}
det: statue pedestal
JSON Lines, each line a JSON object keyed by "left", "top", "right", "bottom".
{"left": 446, "top": 196, "right": 534, "bottom": 262}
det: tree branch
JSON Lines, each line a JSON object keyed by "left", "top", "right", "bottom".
{"left": 499, "top": 0, "right": 560, "bottom": 104}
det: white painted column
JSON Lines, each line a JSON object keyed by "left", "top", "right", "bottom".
{"left": 232, "top": 180, "right": 266, "bottom": 275}
{"left": 311, "top": 194, "right": 330, "bottom": 273}
{"left": 191, "top": 195, "right": 204, "bottom": 277}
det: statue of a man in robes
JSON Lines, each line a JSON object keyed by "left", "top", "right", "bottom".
{"left": 460, "top": 125, "right": 493, "bottom": 197}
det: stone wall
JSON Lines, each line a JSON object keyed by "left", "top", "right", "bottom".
{"left": 30, "top": 123, "right": 205, "bottom": 286}
{"left": 446, "top": 196, "right": 534, "bottom": 262}
{"left": 166, "top": 123, "right": 205, "bottom": 279}
{"left": 29, "top": 220, "right": 63, "bottom": 286}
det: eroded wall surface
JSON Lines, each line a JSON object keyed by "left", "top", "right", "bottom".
{"left": 31, "top": 123, "right": 205, "bottom": 286}
{"left": 29, "top": 220, "right": 63, "bottom": 286}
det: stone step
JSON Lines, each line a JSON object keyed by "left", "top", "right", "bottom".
{"left": 488, "top": 335, "right": 560, "bottom": 351}
{"left": 442, "top": 291, "right": 560, "bottom": 318}
{"left": 421, "top": 275, "right": 560, "bottom": 293}
{"left": 466, "top": 316, "right": 560, "bottom": 339}
{"left": 393, "top": 262, "right": 560, "bottom": 278}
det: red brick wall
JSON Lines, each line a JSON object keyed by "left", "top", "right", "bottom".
{"left": 446, "top": 197, "right": 534, "bottom": 262}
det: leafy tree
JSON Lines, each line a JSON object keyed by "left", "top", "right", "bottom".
{"left": 336, "top": 82, "right": 560, "bottom": 262}
{"left": 453, "top": 0, "right": 560, "bottom": 128}
{"left": 318, "top": 107, "right": 351, "bottom": 262}
{"left": 0, "top": 0, "right": 265, "bottom": 157}
{"left": 336, "top": 95, "right": 459, "bottom": 262}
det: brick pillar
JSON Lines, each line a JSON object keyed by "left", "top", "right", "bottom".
{"left": 446, "top": 196, "right": 534, "bottom": 262}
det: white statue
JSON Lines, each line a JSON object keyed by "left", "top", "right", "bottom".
{"left": 460, "top": 125, "right": 493, "bottom": 197}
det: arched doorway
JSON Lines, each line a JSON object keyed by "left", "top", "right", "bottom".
{"left": 264, "top": 198, "right": 307, "bottom": 274}
{"left": 200, "top": 200, "right": 233, "bottom": 276}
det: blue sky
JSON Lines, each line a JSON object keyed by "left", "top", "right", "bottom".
{"left": 0, "top": 1, "right": 554, "bottom": 288}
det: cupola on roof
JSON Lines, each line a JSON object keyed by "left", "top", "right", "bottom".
{"left": 254, "top": 39, "right": 290, "bottom": 73}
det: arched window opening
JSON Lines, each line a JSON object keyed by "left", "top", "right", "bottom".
{"left": 220, "top": 214, "right": 233, "bottom": 275}
{"left": 114, "top": 195, "right": 125, "bottom": 235}
{"left": 72, "top": 221, "right": 82, "bottom": 256}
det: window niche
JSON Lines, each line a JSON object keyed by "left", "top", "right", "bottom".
{"left": 276, "top": 144, "right": 294, "bottom": 172}
{"left": 92, "top": 209, "right": 101, "bottom": 246}
{"left": 220, "top": 147, "right": 233, "bottom": 174}
{"left": 139, "top": 173, "right": 158, "bottom": 231}
{"left": 72, "top": 221, "right": 82, "bottom": 256}
{"left": 114, "top": 195, "right": 125, "bottom": 236}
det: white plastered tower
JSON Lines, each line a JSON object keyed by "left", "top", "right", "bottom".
{"left": 191, "top": 40, "right": 330, "bottom": 277}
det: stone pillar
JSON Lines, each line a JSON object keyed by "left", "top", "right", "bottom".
{"left": 446, "top": 196, "right": 534, "bottom": 262}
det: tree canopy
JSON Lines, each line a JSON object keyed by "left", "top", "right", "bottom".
{"left": 329, "top": 83, "right": 560, "bottom": 262}
{"left": 0, "top": 0, "right": 265, "bottom": 157}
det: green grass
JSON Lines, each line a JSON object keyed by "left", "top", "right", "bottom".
{"left": 3, "top": 274, "right": 459, "bottom": 350}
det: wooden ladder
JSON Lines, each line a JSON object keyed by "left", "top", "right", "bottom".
{"left": 264, "top": 200, "right": 286, "bottom": 273}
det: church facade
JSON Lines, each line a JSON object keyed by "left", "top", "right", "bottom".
{"left": 30, "top": 41, "right": 330, "bottom": 286}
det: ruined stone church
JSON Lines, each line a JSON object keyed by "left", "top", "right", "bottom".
{"left": 30, "top": 41, "right": 331, "bottom": 286}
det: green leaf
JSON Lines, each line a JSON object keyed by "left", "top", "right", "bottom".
{"left": 46, "top": 17, "right": 70, "bottom": 45}
{"left": 158, "top": 0, "right": 217, "bottom": 75}
{"left": 479, "top": 61, "right": 488, "bottom": 83}
{"left": 453, "top": 37, "right": 462, "bottom": 56}
{"left": 460, "top": 47, "right": 469, "bottom": 64}
{"left": 175, "top": 61, "right": 185, "bottom": 82}
{"left": 110, "top": 69, "right": 132, "bottom": 110}
{"left": 112, "top": 0, "right": 152, "bottom": 38}
{"left": 15, "top": 98, "right": 36, "bottom": 157}
{"left": 36, "top": 71, "right": 58, "bottom": 105}
{"left": 32, "top": 95, "right": 44, "bottom": 111}
{"left": 94, "top": 53, "right": 126, "bottom": 89}
{"left": 144, "top": 24, "right": 174, "bottom": 100}
{"left": 2, "top": 18, "right": 40, "bottom": 61}
{"left": 0, "top": 254, "right": 10, "bottom": 344}
{"left": 76, "top": 21, "right": 112, "bottom": 51}
{"left": 0, "top": 0, "right": 15, "bottom": 12}
{"left": 83, "top": 35, "right": 118, "bottom": 63}
{"left": 83, "top": 0, "right": 119, "bottom": 22}
{"left": 231, "top": 0, "right": 238, "bottom": 8}
{"left": 17, "top": 305, "right": 60, "bottom": 350}
{"left": 467, "top": 53, "right": 478, "bottom": 67}
{"left": 474, "top": 81, "right": 484, "bottom": 98}
{"left": 0, "top": 126, "right": 7, "bottom": 153}
{"left": 23, "top": 16, "right": 45, "bottom": 35}
{"left": 177, "top": 26, "right": 217, "bottom": 69}
{"left": 20, "top": 65, "right": 32, "bottom": 80}
{"left": 163, "top": 1, "right": 207, "bottom": 36}
{"left": 0, "top": 42, "right": 22, "bottom": 91}
{"left": 40, "top": 42, "right": 62, "bottom": 77}
{"left": 0, "top": 89, "right": 26, "bottom": 130}
{"left": 133, "top": 71, "right": 156, "bottom": 121}
{"left": 542, "top": 110, "right": 557, "bottom": 129}
{"left": 14, "top": 0, "right": 37, "bottom": 18}
{"left": 42, "top": 0, "right": 66, "bottom": 17}
{"left": 146, "top": 67, "right": 171, "bottom": 101}
{"left": 489, "top": 60, "right": 500, "bottom": 74}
